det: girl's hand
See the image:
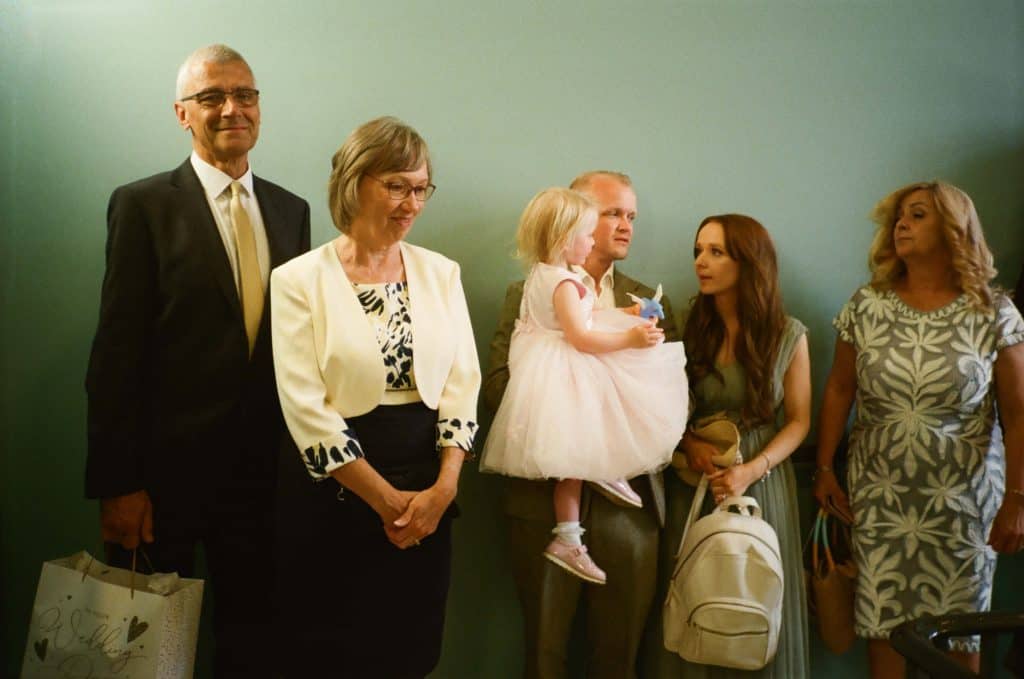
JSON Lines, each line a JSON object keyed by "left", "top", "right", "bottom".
{"left": 812, "top": 469, "right": 852, "bottom": 522}
{"left": 384, "top": 484, "right": 456, "bottom": 549}
{"left": 708, "top": 463, "right": 758, "bottom": 502}
{"left": 628, "top": 319, "right": 664, "bottom": 348}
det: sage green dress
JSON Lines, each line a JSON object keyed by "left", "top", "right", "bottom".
{"left": 643, "top": 316, "right": 810, "bottom": 679}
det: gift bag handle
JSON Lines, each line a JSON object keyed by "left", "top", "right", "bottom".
{"left": 81, "top": 554, "right": 95, "bottom": 583}
{"left": 81, "top": 547, "right": 154, "bottom": 599}
{"left": 128, "top": 546, "right": 156, "bottom": 599}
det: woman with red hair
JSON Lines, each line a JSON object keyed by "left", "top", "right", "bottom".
{"left": 646, "top": 214, "right": 811, "bottom": 678}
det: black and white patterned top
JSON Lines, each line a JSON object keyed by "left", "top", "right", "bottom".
{"left": 309, "top": 281, "right": 476, "bottom": 477}
{"left": 356, "top": 282, "right": 416, "bottom": 393}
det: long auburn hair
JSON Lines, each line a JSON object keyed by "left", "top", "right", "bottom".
{"left": 683, "top": 214, "right": 788, "bottom": 426}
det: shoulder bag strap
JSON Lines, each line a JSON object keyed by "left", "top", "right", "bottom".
{"left": 675, "top": 473, "right": 709, "bottom": 559}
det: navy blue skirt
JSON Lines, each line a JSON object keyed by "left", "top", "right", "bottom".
{"left": 274, "top": 402, "right": 456, "bottom": 678}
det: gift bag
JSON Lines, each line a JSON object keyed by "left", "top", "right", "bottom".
{"left": 805, "top": 509, "right": 857, "bottom": 654}
{"left": 21, "top": 551, "right": 203, "bottom": 679}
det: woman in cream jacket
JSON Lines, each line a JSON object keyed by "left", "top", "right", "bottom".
{"left": 270, "top": 117, "right": 480, "bottom": 678}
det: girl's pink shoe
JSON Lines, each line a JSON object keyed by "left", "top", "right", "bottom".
{"left": 543, "top": 540, "right": 607, "bottom": 584}
{"left": 589, "top": 479, "right": 643, "bottom": 508}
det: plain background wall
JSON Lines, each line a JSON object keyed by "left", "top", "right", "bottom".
{"left": 2, "top": 1, "right": 1023, "bottom": 676}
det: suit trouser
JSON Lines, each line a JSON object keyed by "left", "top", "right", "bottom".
{"left": 504, "top": 477, "right": 659, "bottom": 679}
{"left": 106, "top": 466, "right": 275, "bottom": 679}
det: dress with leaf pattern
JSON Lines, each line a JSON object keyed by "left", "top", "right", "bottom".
{"left": 836, "top": 286, "right": 1024, "bottom": 651}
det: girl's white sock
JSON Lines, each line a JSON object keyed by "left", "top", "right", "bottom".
{"left": 552, "top": 521, "right": 584, "bottom": 546}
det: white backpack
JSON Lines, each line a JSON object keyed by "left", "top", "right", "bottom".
{"left": 663, "top": 475, "right": 784, "bottom": 670}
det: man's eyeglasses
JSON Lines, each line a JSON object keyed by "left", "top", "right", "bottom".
{"left": 368, "top": 176, "right": 436, "bottom": 202}
{"left": 180, "top": 88, "right": 260, "bottom": 109}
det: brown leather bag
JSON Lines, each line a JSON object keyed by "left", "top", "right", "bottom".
{"left": 805, "top": 508, "right": 857, "bottom": 654}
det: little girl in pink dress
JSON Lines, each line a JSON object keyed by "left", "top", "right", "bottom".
{"left": 480, "top": 187, "right": 688, "bottom": 583}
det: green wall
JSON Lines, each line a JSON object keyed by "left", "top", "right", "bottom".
{"left": 3, "top": 1, "right": 1023, "bottom": 676}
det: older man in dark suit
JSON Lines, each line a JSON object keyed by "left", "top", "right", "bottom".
{"left": 85, "top": 44, "right": 310, "bottom": 677}
{"left": 483, "top": 171, "right": 679, "bottom": 679}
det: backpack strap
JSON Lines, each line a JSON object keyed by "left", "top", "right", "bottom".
{"left": 675, "top": 481, "right": 764, "bottom": 560}
{"left": 721, "top": 495, "right": 761, "bottom": 518}
{"left": 675, "top": 474, "right": 710, "bottom": 559}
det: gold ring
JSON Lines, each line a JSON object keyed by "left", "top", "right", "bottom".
{"left": 413, "top": 539, "right": 421, "bottom": 546}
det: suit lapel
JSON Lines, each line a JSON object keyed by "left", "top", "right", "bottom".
{"left": 170, "top": 160, "right": 244, "bottom": 326}
{"left": 612, "top": 269, "right": 643, "bottom": 307}
{"left": 253, "top": 177, "right": 289, "bottom": 268}
{"left": 252, "top": 176, "right": 292, "bottom": 356}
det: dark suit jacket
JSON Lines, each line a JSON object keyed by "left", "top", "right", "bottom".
{"left": 85, "top": 159, "right": 311, "bottom": 501}
{"left": 481, "top": 269, "right": 680, "bottom": 527}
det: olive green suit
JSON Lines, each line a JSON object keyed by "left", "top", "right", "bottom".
{"left": 482, "top": 270, "right": 680, "bottom": 679}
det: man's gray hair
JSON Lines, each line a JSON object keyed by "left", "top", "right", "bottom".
{"left": 175, "top": 44, "right": 251, "bottom": 100}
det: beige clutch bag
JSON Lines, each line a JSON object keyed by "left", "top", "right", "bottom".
{"left": 671, "top": 415, "right": 742, "bottom": 486}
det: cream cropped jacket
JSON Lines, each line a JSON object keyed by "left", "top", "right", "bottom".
{"left": 270, "top": 241, "right": 481, "bottom": 480}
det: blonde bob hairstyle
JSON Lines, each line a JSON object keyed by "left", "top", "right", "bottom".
{"left": 328, "top": 116, "right": 432, "bottom": 233}
{"left": 516, "top": 188, "right": 598, "bottom": 267}
{"left": 868, "top": 180, "right": 997, "bottom": 310}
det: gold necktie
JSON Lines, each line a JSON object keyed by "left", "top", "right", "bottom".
{"left": 230, "top": 181, "right": 263, "bottom": 355}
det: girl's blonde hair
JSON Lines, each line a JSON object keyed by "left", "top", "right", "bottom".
{"left": 869, "top": 180, "right": 997, "bottom": 310}
{"left": 516, "top": 187, "right": 597, "bottom": 266}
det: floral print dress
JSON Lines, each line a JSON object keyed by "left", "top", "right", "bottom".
{"left": 836, "top": 286, "right": 1024, "bottom": 651}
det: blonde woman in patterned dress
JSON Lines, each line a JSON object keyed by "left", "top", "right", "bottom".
{"left": 814, "top": 181, "right": 1024, "bottom": 678}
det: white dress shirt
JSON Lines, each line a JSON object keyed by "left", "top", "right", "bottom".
{"left": 190, "top": 152, "right": 271, "bottom": 292}
{"left": 572, "top": 263, "right": 616, "bottom": 310}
